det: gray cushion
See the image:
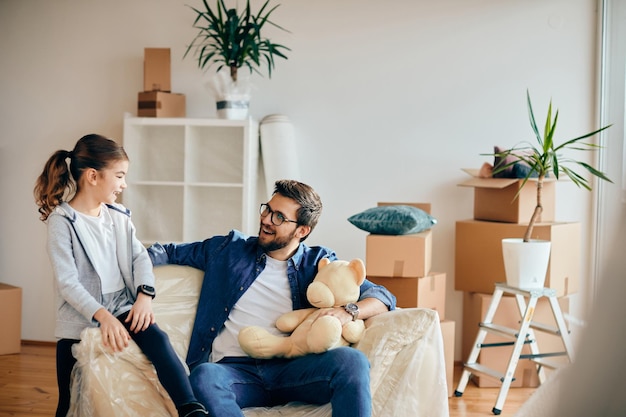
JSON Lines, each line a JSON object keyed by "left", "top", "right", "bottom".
{"left": 348, "top": 205, "right": 437, "bottom": 235}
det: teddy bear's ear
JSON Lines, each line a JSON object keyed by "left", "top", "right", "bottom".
{"left": 318, "top": 257, "right": 331, "bottom": 269}
{"left": 349, "top": 258, "right": 366, "bottom": 285}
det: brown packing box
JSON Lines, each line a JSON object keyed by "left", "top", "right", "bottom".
{"left": 454, "top": 220, "right": 580, "bottom": 296}
{"left": 366, "top": 202, "right": 433, "bottom": 278}
{"left": 462, "top": 292, "right": 569, "bottom": 387}
{"left": 440, "top": 320, "right": 456, "bottom": 397}
{"left": 144, "top": 47, "right": 171, "bottom": 92}
{"left": 0, "top": 283, "right": 22, "bottom": 355}
{"left": 368, "top": 272, "right": 446, "bottom": 318}
{"left": 138, "top": 92, "right": 186, "bottom": 118}
{"left": 458, "top": 168, "right": 555, "bottom": 223}
{"left": 366, "top": 231, "right": 432, "bottom": 278}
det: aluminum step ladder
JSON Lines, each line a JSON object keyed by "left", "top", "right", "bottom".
{"left": 454, "top": 282, "right": 575, "bottom": 415}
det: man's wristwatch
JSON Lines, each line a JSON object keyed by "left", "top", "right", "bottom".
{"left": 344, "top": 303, "right": 359, "bottom": 321}
{"left": 137, "top": 285, "right": 156, "bottom": 299}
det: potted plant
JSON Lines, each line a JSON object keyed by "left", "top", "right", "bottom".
{"left": 490, "top": 90, "right": 612, "bottom": 288}
{"left": 184, "top": 0, "right": 290, "bottom": 119}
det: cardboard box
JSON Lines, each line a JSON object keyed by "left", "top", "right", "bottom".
{"left": 366, "top": 230, "right": 432, "bottom": 278}
{"left": 367, "top": 272, "right": 446, "bottom": 318}
{"left": 144, "top": 47, "right": 171, "bottom": 92}
{"left": 458, "top": 168, "right": 555, "bottom": 223}
{"left": 0, "top": 283, "right": 22, "bottom": 355}
{"left": 454, "top": 220, "right": 580, "bottom": 296}
{"left": 462, "top": 292, "right": 569, "bottom": 387}
{"left": 440, "top": 320, "right": 456, "bottom": 397}
{"left": 138, "top": 91, "right": 186, "bottom": 118}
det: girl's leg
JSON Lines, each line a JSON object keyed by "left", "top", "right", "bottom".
{"left": 117, "top": 313, "right": 205, "bottom": 414}
{"left": 56, "top": 338, "right": 79, "bottom": 417}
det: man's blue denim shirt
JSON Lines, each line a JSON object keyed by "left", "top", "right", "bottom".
{"left": 148, "top": 230, "right": 397, "bottom": 370}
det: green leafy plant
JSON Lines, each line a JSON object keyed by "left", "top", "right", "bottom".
{"left": 490, "top": 90, "right": 612, "bottom": 242}
{"left": 184, "top": 0, "right": 290, "bottom": 84}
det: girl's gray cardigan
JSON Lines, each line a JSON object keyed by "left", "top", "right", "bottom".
{"left": 47, "top": 202, "right": 155, "bottom": 340}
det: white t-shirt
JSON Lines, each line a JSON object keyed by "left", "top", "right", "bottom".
{"left": 76, "top": 207, "right": 125, "bottom": 295}
{"left": 210, "top": 256, "right": 293, "bottom": 362}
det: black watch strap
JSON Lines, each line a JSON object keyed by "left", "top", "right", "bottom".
{"left": 137, "top": 284, "right": 156, "bottom": 299}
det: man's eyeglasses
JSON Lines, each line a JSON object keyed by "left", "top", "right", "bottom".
{"left": 259, "top": 203, "right": 299, "bottom": 226}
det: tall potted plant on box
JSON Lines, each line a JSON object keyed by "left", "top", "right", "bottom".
{"left": 184, "top": 0, "right": 290, "bottom": 119}
{"left": 491, "top": 90, "right": 612, "bottom": 289}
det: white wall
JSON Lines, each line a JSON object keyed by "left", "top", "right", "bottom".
{"left": 0, "top": 0, "right": 608, "bottom": 361}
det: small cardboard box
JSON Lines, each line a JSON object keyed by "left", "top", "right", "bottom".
{"left": 366, "top": 230, "right": 432, "bottom": 278}
{"left": 144, "top": 47, "right": 171, "bottom": 92}
{"left": 462, "top": 292, "right": 569, "bottom": 387}
{"left": 454, "top": 220, "right": 580, "bottom": 296}
{"left": 138, "top": 91, "right": 186, "bottom": 118}
{"left": 0, "top": 283, "right": 22, "bottom": 355}
{"left": 458, "top": 168, "right": 555, "bottom": 223}
{"left": 440, "top": 320, "right": 456, "bottom": 397}
{"left": 367, "top": 272, "right": 446, "bottom": 318}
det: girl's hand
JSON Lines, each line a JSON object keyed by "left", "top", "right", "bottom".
{"left": 93, "top": 308, "right": 130, "bottom": 352}
{"left": 125, "top": 293, "right": 155, "bottom": 333}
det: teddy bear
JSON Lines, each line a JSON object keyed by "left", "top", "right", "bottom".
{"left": 238, "top": 258, "right": 367, "bottom": 359}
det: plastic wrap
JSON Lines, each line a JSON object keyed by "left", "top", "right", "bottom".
{"left": 67, "top": 265, "right": 203, "bottom": 417}
{"left": 68, "top": 265, "right": 449, "bottom": 417}
{"left": 356, "top": 308, "right": 449, "bottom": 417}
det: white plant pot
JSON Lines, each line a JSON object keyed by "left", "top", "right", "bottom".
{"left": 501, "top": 238, "right": 551, "bottom": 289}
{"left": 216, "top": 99, "right": 250, "bottom": 120}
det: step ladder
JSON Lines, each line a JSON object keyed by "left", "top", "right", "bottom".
{"left": 454, "top": 282, "right": 575, "bottom": 415}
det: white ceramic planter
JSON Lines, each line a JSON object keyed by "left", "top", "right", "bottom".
{"left": 216, "top": 99, "right": 250, "bottom": 120}
{"left": 501, "top": 238, "right": 551, "bottom": 289}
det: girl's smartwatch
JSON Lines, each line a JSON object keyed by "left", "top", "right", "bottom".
{"left": 137, "top": 285, "right": 156, "bottom": 299}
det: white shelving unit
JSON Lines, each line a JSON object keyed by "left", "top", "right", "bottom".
{"left": 122, "top": 116, "right": 259, "bottom": 244}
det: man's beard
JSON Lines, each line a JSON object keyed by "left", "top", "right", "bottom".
{"left": 258, "top": 226, "right": 297, "bottom": 252}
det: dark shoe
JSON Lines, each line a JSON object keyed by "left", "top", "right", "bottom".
{"left": 178, "top": 401, "right": 209, "bottom": 417}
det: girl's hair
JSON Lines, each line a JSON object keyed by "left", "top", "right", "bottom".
{"left": 273, "top": 179, "right": 323, "bottom": 241}
{"left": 34, "top": 134, "right": 128, "bottom": 221}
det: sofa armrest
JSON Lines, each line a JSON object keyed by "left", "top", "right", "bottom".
{"left": 355, "top": 308, "right": 449, "bottom": 417}
{"left": 69, "top": 328, "right": 177, "bottom": 417}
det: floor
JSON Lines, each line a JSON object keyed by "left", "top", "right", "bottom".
{"left": 0, "top": 343, "right": 538, "bottom": 416}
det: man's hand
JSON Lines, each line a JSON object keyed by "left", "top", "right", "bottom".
{"left": 317, "top": 306, "right": 354, "bottom": 325}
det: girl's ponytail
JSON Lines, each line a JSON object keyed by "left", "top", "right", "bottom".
{"left": 34, "top": 150, "right": 75, "bottom": 221}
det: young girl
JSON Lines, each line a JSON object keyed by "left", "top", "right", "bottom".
{"left": 34, "top": 134, "right": 208, "bottom": 417}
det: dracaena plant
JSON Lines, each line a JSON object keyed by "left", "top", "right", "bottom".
{"left": 490, "top": 90, "right": 612, "bottom": 242}
{"left": 184, "top": 0, "right": 290, "bottom": 84}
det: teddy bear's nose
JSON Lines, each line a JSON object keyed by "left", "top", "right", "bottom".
{"left": 306, "top": 282, "right": 334, "bottom": 307}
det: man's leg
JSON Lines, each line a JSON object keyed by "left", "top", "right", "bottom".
{"left": 189, "top": 357, "right": 270, "bottom": 417}
{"left": 265, "top": 347, "right": 372, "bottom": 417}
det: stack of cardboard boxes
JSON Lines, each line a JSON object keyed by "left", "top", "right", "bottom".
{"left": 0, "top": 283, "right": 22, "bottom": 355}
{"left": 456, "top": 170, "right": 579, "bottom": 387}
{"left": 138, "top": 48, "right": 186, "bottom": 118}
{"left": 365, "top": 202, "right": 455, "bottom": 396}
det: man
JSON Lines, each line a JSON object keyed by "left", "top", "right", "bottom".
{"left": 148, "top": 180, "right": 396, "bottom": 417}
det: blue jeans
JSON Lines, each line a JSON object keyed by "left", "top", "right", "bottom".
{"left": 189, "top": 347, "right": 372, "bottom": 417}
